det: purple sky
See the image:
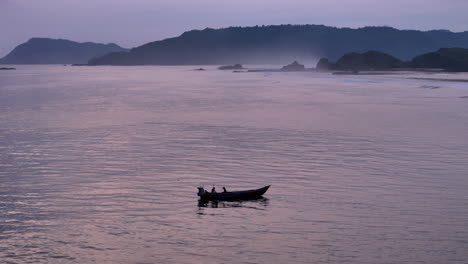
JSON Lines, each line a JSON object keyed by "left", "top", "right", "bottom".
{"left": 1, "top": 0, "right": 468, "bottom": 57}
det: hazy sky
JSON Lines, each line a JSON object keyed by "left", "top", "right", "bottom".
{"left": 1, "top": 0, "right": 468, "bottom": 57}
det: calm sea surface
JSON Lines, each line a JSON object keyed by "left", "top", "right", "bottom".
{"left": 1, "top": 66, "right": 468, "bottom": 264}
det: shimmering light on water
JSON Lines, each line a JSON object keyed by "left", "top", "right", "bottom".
{"left": 1, "top": 66, "right": 468, "bottom": 263}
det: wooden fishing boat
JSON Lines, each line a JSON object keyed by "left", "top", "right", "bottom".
{"left": 197, "top": 185, "right": 270, "bottom": 201}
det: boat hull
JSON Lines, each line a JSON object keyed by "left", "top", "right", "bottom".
{"left": 198, "top": 185, "right": 270, "bottom": 201}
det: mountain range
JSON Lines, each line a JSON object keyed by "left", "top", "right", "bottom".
{"left": 0, "top": 38, "right": 127, "bottom": 64}
{"left": 88, "top": 25, "right": 468, "bottom": 65}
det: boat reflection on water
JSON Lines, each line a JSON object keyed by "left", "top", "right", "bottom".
{"left": 197, "top": 197, "right": 269, "bottom": 210}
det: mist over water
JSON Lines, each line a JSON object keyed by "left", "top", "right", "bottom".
{"left": 1, "top": 66, "right": 468, "bottom": 263}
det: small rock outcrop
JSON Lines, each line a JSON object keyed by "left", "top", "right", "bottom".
{"left": 316, "top": 58, "right": 333, "bottom": 71}
{"left": 218, "top": 64, "right": 244, "bottom": 70}
{"left": 281, "top": 61, "right": 305, "bottom": 71}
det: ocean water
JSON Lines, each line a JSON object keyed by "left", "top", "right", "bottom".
{"left": 1, "top": 66, "right": 468, "bottom": 264}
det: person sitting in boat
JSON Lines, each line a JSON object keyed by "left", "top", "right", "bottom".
{"left": 222, "top": 187, "right": 227, "bottom": 193}
{"left": 197, "top": 187, "right": 206, "bottom": 196}
{"left": 211, "top": 187, "right": 216, "bottom": 193}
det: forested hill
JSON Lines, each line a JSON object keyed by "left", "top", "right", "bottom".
{"left": 88, "top": 25, "right": 468, "bottom": 65}
{"left": 0, "top": 38, "right": 127, "bottom": 64}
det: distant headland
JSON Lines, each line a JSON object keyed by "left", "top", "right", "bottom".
{"left": 0, "top": 38, "right": 127, "bottom": 65}
{"left": 88, "top": 25, "right": 468, "bottom": 66}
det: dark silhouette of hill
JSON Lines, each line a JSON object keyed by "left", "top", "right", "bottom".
{"left": 88, "top": 25, "right": 468, "bottom": 65}
{"left": 334, "top": 51, "right": 404, "bottom": 70}
{"left": 0, "top": 38, "right": 127, "bottom": 64}
{"left": 317, "top": 48, "right": 468, "bottom": 72}
{"left": 409, "top": 48, "right": 468, "bottom": 72}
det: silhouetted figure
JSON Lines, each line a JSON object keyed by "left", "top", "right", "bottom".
{"left": 223, "top": 187, "right": 227, "bottom": 193}
{"left": 211, "top": 187, "right": 216, "bottom": 193}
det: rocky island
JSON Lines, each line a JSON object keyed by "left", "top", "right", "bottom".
{"left": 218, "top": 64, "right": 244, "bottom": 70}
{"left": 317, "top": 48, "right": 468, "bottom": 72}
{"left": 409, "top": 48, "right": 468, "bottom": 72}
{"left": 281, "top": 61, "right": 306, "bottom": 71}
